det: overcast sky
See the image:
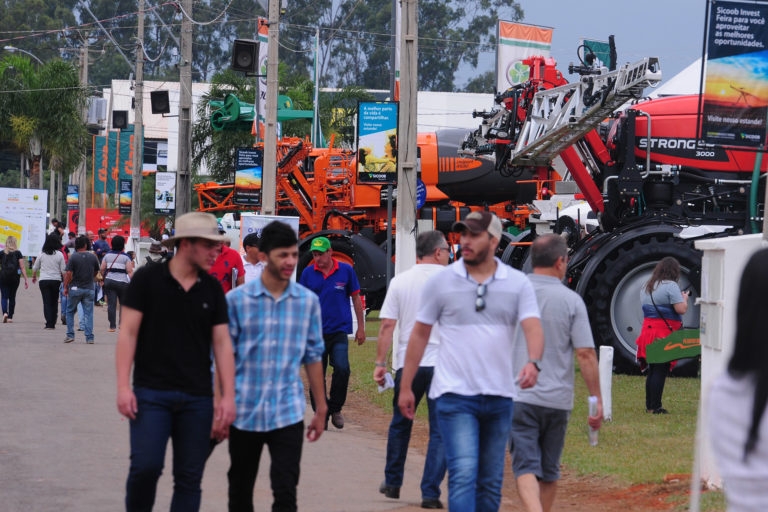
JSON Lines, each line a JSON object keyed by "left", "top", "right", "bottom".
{"left": 517, "top": 0, "right": 705, "bottom": 83}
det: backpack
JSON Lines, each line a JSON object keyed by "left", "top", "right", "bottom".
{"left": 0, "top": 251, "right": 19, "bottom": 280}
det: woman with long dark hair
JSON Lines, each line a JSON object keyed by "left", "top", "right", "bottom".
{"left": 708, "top": 248, "right": 768, "bottom": 509}
{"left": 634, "top": 256, "right": 689, "bottom": 414}
{"left": 32, "top": 234, "right": 67, "bottom": 329}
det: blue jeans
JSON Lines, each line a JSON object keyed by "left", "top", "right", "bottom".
{"left": 66, "top": 286, "right": 94, "bottom": 341}
{"left": 435, "top": 393, "right": 514, "bottom": 512}
{"left": 126, "top": 387, "right": 214, "bottom": 512}
{"left": 310, "top": 331, "right": 351, "bottom": 414}
{"left": 385, "top": 367, "right": 445, "bottom": 500}
{"left": 0, "top": 277, "right": 21, "bottom": 318}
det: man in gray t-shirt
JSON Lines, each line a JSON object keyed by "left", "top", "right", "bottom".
{"left": 63, "top": 235, "right": 99, "bottom": 344}
{"left": 510, "top": 234, "right": 603, "bottom": 512}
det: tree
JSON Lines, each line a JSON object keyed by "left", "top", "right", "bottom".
{"left": 0, "top": 55, "right": 88, "bottom": 190}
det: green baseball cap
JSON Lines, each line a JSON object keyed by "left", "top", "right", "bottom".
{"left": 310, "top": 236, "right": 331, "bottom": 253}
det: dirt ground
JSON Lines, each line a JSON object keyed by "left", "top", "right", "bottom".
{"left": 344, "top": 390, "right": 696, "bottom": 511}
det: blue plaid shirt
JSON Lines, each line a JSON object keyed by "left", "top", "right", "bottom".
{"left": 227, "top": 278, "right": 324, "bottom": 432}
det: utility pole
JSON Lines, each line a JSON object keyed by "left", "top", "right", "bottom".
{"left": 394, "top": 0, "right": 418, "bottom": 274}
{"left": 261, "top": 0, "right": 280, "bottom": 215}
{"left": 76, "top": 42, "right": 89, "bottom": 235}
{"left": 176, "top": 0, "right": 193, "bottom": 215}
{"left": 130, "top": 0, "right": 145, "bottom": 249}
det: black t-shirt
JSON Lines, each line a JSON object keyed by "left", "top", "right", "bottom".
{"left": 123, "top": 261, "right": 229, "bottom": 396}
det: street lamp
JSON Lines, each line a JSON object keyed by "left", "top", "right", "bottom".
{"left": 3, "top": 45, "right": 43, "bottom": 65}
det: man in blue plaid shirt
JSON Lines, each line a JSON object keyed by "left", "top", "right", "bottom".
{"left": 225, "top": 221, "right": 327, "bottom": 512}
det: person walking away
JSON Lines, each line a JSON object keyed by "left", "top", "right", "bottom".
{"left": 100, "top": 235, "right": 134, "bottom": 332}
{"left": 62, "top": 235, "right": 99, "bottom": 343}
{"left": 225, "top": 220, "right": 327, "bottom": 512}
{"left": 116, "top": 211, "right": 236, "bottom": 512}
{"left": 209, "top": 225, "right": 245, "bottom": 293}
{"left": 708, "top": 248, "right": 768, "bottom": 511}
{"left": 31, "top": 234, "right": 67, "bottom": 329}
{"left": 299, "top": 236, "right": 366, "bottom": 430}
{"left": 635, "top": 256, "right": 689, "bottom": 414}
{"left": 144, "top": 240, "right": 168, "bottom": 266}
{"left": 0, "top": 235, "right": 30, "bottom": 323}
{"left": 399, "top": 211, "right": 544, "bottom": 512}
{"left": 241, "top": 233, "right": 264, "bottom": 283}
{"left": 509, "top": 234, "right": 603, "bottom": 512}
{"left": 374, "top": 230, "right": 449, "bottom": 509}
{"left": 93, "top": 228, "right": 110, "bottom": 306}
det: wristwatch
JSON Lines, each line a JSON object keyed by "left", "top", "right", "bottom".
{"left": 528, "top": 359, "right": 542, "bottom": 372}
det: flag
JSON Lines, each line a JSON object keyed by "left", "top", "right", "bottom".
{"left": 254, "top": 17, "right": 269, "bottom": 140}
{"left": 496, "top": 21, "right": 553, "bottom": 92}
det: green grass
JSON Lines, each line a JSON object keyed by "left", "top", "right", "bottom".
{"left": 350, "top": 314, "right": 725, "bottom": 511}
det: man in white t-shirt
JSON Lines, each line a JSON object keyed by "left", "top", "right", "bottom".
{"left": 374, "top": 231, "right": 450, "bottom": 509}
{"left": 399, "top": 211, "right": 544, "bottom": 512}
{"left": 241, "top": 233, "right": 264, "bottom": 284}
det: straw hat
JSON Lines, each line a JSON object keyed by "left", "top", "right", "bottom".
{"left": 162, "top": 212, "right": 230, "bottom": 248}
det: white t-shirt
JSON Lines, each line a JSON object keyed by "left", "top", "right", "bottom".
{"left": 242, "top": 256, "right": 264, "bottom": 284}
{"left": 708, "top": 372, "right": 768, "bottom": 511}
{"left": 378, "top": 263, "right": 443, "bottom": 370}
{"left": 417, "top": 258, "right": 540, "bottom": 400}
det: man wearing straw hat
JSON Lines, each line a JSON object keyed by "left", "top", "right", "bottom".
{"left": 116, "top": 212, "right": 237, "bottom": 512}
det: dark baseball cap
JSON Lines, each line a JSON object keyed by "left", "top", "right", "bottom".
{"left": 452, "top": 211, "right": 503, "bottom": 239}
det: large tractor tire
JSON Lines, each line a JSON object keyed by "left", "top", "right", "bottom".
{"left": 584, "top": 234, "right": 702, "bottom": 375}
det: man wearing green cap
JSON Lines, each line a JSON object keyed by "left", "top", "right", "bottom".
{"left": 300, "top": 236, "right": 366, "bottom": 430}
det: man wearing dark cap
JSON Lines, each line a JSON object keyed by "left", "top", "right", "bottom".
{"left": 241, "top": 233, "right": 264, "bottom": 283}
{"left": 398, "top": 211, "right": 544, "bottom": 512}
{"left": 116, "top": 211, "right": 236, "bottom": 511}
{"left": 299, "top": 236, "right": 366, "bottom": 430}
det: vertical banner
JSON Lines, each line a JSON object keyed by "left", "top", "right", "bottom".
{"left": 394, "top": 0, "right": 401, "bottom": 101}
{"left": 107, "top": 131, "right": 119, "bottom": 194}
{"left": 254, "top": 17, "right": 269, "bottom": 140}
{"left": 234, "top": 147, "right": 263, "bottom": 206}
{"left": 154, "top": 172, "right": 176, "bottom": 215}
{"left": 93, "top": 136, "right": 108, "bottom": 195}
{"left": 67, "top": 184, "right": 79, "bottom": 210}
{"left": 701, "top": 0, "right": 768, "bottom": 146}
{"left": 357, "top": 101, "right": 398, "bottom": 184}
{"left": 119, "top": 179, "right": 132, "bottom": 215}
{"left": 67, "top": 184, "right": 80, "bottom": 233}
{"left": 496, "top": 21, "right": 553, "bottom": 92}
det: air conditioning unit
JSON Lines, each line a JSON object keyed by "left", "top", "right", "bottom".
{"left": 86, "top": 97, "right": 107, "bottom": 128}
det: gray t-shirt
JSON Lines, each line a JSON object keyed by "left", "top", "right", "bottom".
{"left": 640, "top": 280, "right": 684, "bottom": 322}
{"left": 65, "top": 251, "right": 99, "bottom": 288}
{"left": 513, "top": 273, "right": 595, "bottom": 411}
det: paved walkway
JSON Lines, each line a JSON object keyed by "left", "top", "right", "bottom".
{"left": 0, "top": 285, "right": 441, "bottom": 511}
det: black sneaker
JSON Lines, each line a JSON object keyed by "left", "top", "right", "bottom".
{"left": 421, "top": 498, "right": 444, "bottom": 509}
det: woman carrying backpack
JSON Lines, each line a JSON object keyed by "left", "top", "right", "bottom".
{"left": 0, "top": 236, "right": 29, "bottom": 323}
{"left": 99, "top": 235, "right": 133, "bottom": 332}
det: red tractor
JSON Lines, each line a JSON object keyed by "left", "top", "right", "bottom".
{"left": 461, "top": 42, "right": 766, "bottom": 373}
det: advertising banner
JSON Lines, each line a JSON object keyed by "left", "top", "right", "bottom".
{"left": 701, "top": 0, "right": 768, "bottom": 146}
{"left": 496, "top": 21, "right": 553, "bottom": 92}
{"left": 357, "top": 101, "right": 398, "bottom": 185}
{"left": 234, "top": 147, "right": 263, "bottom": 206}
{"left": 67, "top": 184, "right": 79, "bottom": 210}
{"left": 0, "top": 187, "right": 48, "bottom": 256}
{"left": 154, "top": 172, "right": 176, "bottom": 215}
{"left": 119, "top": 179, "right": 132, "bottom": 215}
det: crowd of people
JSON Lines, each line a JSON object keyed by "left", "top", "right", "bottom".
{"left": 13, "top": 210, "right": 766, "bottom": 511}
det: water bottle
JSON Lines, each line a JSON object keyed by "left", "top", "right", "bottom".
{"left": 588, "top": 396, "right": 599, "bottom": 446}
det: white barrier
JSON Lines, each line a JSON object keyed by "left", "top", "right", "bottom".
{"left": 599, "top": 345, "right": 614, "bottom": 421}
